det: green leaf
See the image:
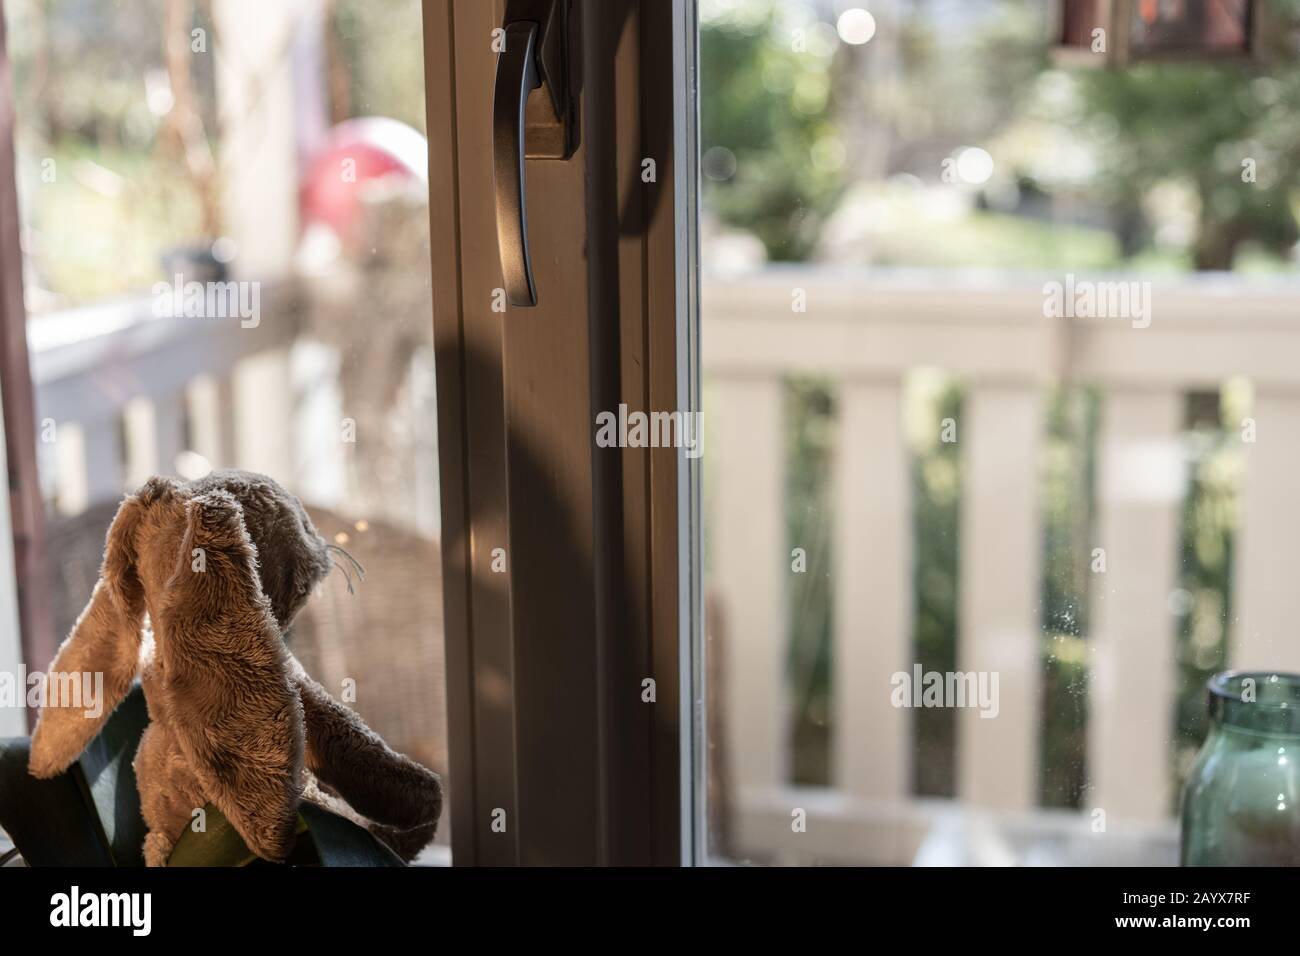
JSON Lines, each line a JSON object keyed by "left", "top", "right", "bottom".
{"left": 169, "top": 802, "right": 402, "bottom": 867}
{"left": 77, "top": 684, "right": 150, "bottom": 866}
{"left": 0, "top": 737, "right": 113, "bottom": 866}
{"left": 299, "top": 803, "right": 403, "bottom": 867}
{"left": 166, "top": 803, "right": 267, "bottom": 867}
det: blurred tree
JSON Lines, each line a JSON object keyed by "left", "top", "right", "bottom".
{"left": 328, "top": 0, "right": 426, "bottom": 134}
{"left": 908, "top": 372, "right": 963, "bottom": 798}
{"left": 6, "top": 0, "right": 214, "bottom": 300}
{"left": 876, "top": 0, "right": 1047, "bottom": 178}
{"left": 700, "top": 3, "right": 846, "bottom": 261}
{"left": 1172, "top": 389, "right": 1240, "bottom": 807}
{"left": 785, "top": 377, "right": 835, "bottom": 785}
{"left": 1039, "top": 386, "right": 1098, "bottom": 808}
{"left": 1075, "top": 58, "right": 1300, "bottom": 270}
{"left": 163, "top": 0, "right": 220, "bottom": 238}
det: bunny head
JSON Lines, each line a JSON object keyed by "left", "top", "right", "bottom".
{"left": 178, "top": 469, "right": 338, "bottom": 630}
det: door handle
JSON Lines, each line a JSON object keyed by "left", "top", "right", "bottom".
{"left": 492, "top": 1, "right": 577, "bottom": 309}
{"left": 493, "top": 21, "right": 541, "bottom": 308}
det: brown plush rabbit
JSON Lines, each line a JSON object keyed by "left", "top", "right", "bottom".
{"left": 27, "top": 470, "right": 442, "bottom": 866}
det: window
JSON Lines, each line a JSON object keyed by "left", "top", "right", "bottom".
{"left": 699, "top": 0, "right": 1300, "bottom": 865}
{"left": 5, "top": 0, "right": 1297, "bottom": 876}
{"left": 2, "top": 0, "right": 449, "bottom": 864}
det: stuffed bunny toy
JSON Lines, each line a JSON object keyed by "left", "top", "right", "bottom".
{"left": 27, "top": 470, "right": 442, "bottom": 866}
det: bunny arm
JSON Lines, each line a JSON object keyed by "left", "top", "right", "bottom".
{"left": 300, "top": 773, "right": 434, "bottom": 863}
{"left": 290, "top": 656, "right": 442, "bottom": 833}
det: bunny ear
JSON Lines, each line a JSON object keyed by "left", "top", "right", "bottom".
{"left": 28, "top": 492, "right": 149, "bottom": 779}
{"left": 157, "top": 490, "right": 304, "bottom": 863}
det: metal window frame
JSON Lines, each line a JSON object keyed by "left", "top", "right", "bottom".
{"left": 422, "top": 0, "right": 700, "bottom": 865}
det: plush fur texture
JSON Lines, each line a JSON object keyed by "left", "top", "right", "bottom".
{"left": 28, "top": 470, "right": 442, "bottom": 865}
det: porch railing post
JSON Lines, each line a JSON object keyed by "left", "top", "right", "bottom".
{"left": 1233, "top": 389, "right": 1300, "bottom": 672}
{"left": 834, "top": 376, "right": 911, "bottom": 802}
{"left": 1088, "top": 388, "right": 1183, "bottom": 822}
{"left": 712, "top": 375, "right": 787, "bottom": 793}
{"left": 957, "top": 382, "right": 1042, "bottom": 810}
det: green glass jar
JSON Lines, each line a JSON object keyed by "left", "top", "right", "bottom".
{"left": 1181, "top": 671, "right": 1300, "bottom": 866}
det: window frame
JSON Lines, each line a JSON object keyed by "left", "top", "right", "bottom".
{"left": 0, "top": 0, "right": 701, "bottom": 862}
{"left": 0, "top": 5, "right": 56, "bottom": 726}
{"left": 421, "top": 0, "right": 700, "bottom": 865}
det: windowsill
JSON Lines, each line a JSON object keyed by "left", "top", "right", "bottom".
{"left": 409, "top": 842, "right": 451, "bottom": 867}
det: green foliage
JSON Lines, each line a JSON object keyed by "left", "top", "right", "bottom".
{"left": 861, "top": 204, "right": 1127, "bottom": 270}
{"left": 1039, "top": 388, "right": 1098, "bottom": 809}
{"left": 890, "top": 0, "right": 1047, "bottom": 150}
{"left": 1041, "top": 389, "right": 1098, "bottom": 642}
{"left": 7, "top": 0, "right": 215, "bottom": 301}
{"left": 784, "top": 378, "right": 835, "bottom": 785}
{"left": 6, "top": 0, "right": 426, "bottom": 302}
{"left": 1074, "top": 58, "right": 1300, "bottom": 269}
{"left": 700, "top": 7, "right": 846, "bottom": 261}
{"left": 908, "top": 373, "right": 962, "bottom": 797}
{"left": 1172, "top": 390, "right": 1241, "bottom": 806}
{"left": 18, "top": 143, "right": 207, "bottom": 301}
{"left": 330, "top": 0, "right": 427, "bottom": 134}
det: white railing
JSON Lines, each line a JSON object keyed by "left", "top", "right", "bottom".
{"left": 28, "top": 284, "right": 301, "bottom": 515}
{"left": 27, "top": 278, "right": 440, "bottom": 541}
{"left": 704, "top": 268, "right": 1300, "bottom": 864}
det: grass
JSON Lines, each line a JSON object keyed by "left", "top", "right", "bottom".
{"left": 16, "top": 141, "right": 208, "bottom": 305}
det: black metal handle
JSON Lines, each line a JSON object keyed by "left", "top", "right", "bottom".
{"left": 493, "top": 21, "right": 541, "bottom": 308}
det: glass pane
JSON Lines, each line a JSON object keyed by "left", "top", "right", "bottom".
{"left": 699, "top": 0, "right": 1297, "bottom": 865}
{"left": 5, "top": 0, "right": 448, "bottom": 865}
